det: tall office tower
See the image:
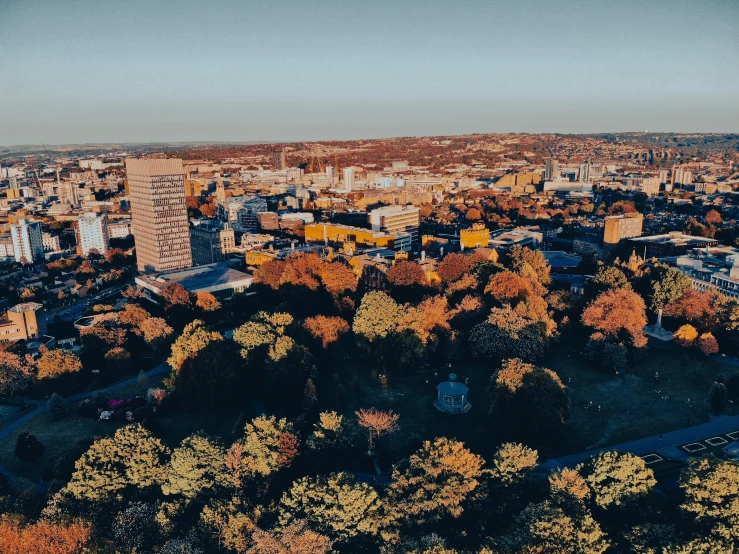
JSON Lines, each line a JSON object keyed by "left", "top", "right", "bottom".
{"left": 75, "top": 212, "right": 110, "bottom": 256}
{"left": 579, "top": 161, "right": 591, "bottom": 184}
{"left": 545, "top": 158, "right": 559, "bottom": 180}
{"left": 125, "top": 158, "right": 192, "bottom": 273}
{"left": 272, "top": 148, "right": 287, "bottom": 170}
{"left": 343, "top": 167, "right": 355, "bottom": 192}
{"left": 10, "top": 219, "right": 43, "bottom": 264}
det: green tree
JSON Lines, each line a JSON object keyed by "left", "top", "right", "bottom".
{"left": 578, "top": 451, "right": 656, "bottom": 509}
{"left": 649, "top": 266, "right": 692, "bottom": 312}
{"left": 112, "top": 501, "right": 160, "bottom": 552}
{"left": 489, "top": 359, "right": 570, "bottom": 445}
{"left": 162, "top": 433, "right": 228, "bottom": 499}
{"left": 65, "top": 424, "right": 169, "bottom": 502}
{"left": 278, "top": 473, "right": 384, "bottom": 541}
{"left": 590, "top": 262, "right": 631, "bottom": 295}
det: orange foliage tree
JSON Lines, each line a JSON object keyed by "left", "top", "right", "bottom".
{"left": 356, "top": 408, "right": 399, "bottom": 452}
{"left": 581, "top": 288, "right": 647, "bottom": 346}
{"left": 386, "top": 261, "right": 427, "bottom": 287}
{"left": 0, "top": 517, "right": 91, "bottom": 554}
{"left": 303, "top": 316, "right": 350, "bottom": 349}
{"left": 485, "top": 270, "right": 534, "bottom": 304}
{"left": 697, "top": 333, "right": 719, "bottom": 355}
{"left": 674, "top": 324, "right": 699, "bottom": 347}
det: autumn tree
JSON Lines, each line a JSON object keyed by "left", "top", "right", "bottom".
{"left": 386, "top": 260, "right": 427, "bottom": 287}
{"left": 196, "top": 291, "right": 222, "bottom": 313}
{"left": 664, "top": 289, "right": 717, "bottom": 330}
{"left": 161, "top": 283, "right": 193, "bottom": 307}
{"left": 679, "top": 456, "right": 739, "bottom": 539}
{"left": 508, "top": 245, "right": 551, "bottom": 285}
{"left": 64, "top": 423, "right": 169, "bottom": 502}
{"left": 490, "top": 442, "right": 538, "bottom": 486}
{"left": 697, "top": 332, "right": 719, "bottom": 355}
{"left": 139, "top": 317, "right": 175, "bottom": 351}
{"left": 501, "top": 500, "right": 609, "bottom": 554}
{"left": 674, "top": 324, "right": 699, "bottom": 347}
{"left": 389, "top": 437, "right": 485, "bottom": 525}
{"left": 234, "top": 415, "right": 298, "bottom": 478}
{"left": 278, "top": 473, "right": 384, "bottom": 541}
{"left": 249, "top": 520, "right": 333, "bottom": 554}
{"left": 36, "top": 349, "right": 83, "bottom": 380}
{"left": 167, "top": 320, "right": 223, "bottom": 371}
{"left": 484, "top": 271, "right": 534, "bottom": 304}
{"left": 549, "top": 467, "right": 591, "bottom": 504}
{"left": 437, "top": 253, "right": 474, "bottom": 284}
{"left": 0, "top": 518, "right": 91, "bottom": 554}
{"left": 162, "top": 432, "right": 228, "bottom": 499}
{"left": 705, "top": 209, "right": 722, "bottom": 225}
{"left": 489, "top": 359, "right": 570, "bottom": 445}
{"left": 582, "top": 288, "right": 647, "bottom": 349}
{"left": 303, "top": 315, "right": 350, "bottom": 349}
{"left": 0, "top": 351, "right": 33, "bottom": 396}
{"left": 578, "top": 451, "right": 656, "bottom": 509}
{"left": 356, "top": 408, "right": 399, "bottom": 452}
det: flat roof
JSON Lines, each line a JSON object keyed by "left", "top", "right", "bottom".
{"left": 135, "top": 263, "right": 253, "bottom": 294}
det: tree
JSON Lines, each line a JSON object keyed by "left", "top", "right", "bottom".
{"left": 484, "top": 271, "right": 534, "bottom": 304}
{"left": 250, "top": 520, "right": 333, "bottom": 554}
{"left": 466, "top": 207, "right": 482, "bottom": 221}
{"left": 254, "top": 260, "right": 287, "bottom": 290}
{"left": 705, "top": 210, "right": 722, "bottom": 225}
{"left": 47, "top": 393, "right": 67, "bottom": 420}
{"left": 502, "top": 500, "right": 609, "bottom": 554}
{"left": 489, "top": 359, "right": 570, "bottom": 445}
{"left": 578, "top": 451, "right": 656, "bottom": 509}
{"left": 679, "top": 456, "right": 739, "bottom": 539}
{"left": 0, "top": 518, "right": 91, "bottom": 554}
{"left": 118, "top": 304, "right": 150, "bottom": 327}
{"left": 36, "top": 349, "right": 82, "bottom": 380}
{"left": 674, "top": 324, "right": 699, "bottom": 347}
{"left": 590, "top": 262, "right": 630, "bottom": 294}
{"left": 318, "top": 261, "right": 358, "bottom": 297}
{"left": 649, "top": 267, "right": 692, "bottom": 312}
{"left": 172, "top": 340, "right": 242, "bottom": 404}
{"left": 196, "top": 291, "right": 221, "bottom": 313}
{"left": 200, "top": 497, "right": 263, "bottom": 553}
{"left": 163, "top": 433, "right": 228, "bottom": 499}
{"left": 162, "top": 538, "right": 204, "bottom": 554}
{"left": 582, "top": 288, "right": 647, "bottom": 347}
{"left": 664, "top": 289, "right": 717, "bottom": 330}
{"left": 490, "top": 442, "right": 538, "bottom": 486}
{"left": 278, "top": 473, "right": 384, "bottom": 541}
{"left": 356, "top": 408, "right": 399, "bottom": 452}
{"left": 549, "top": 467, "right": 591, "bottom": 504}
{"left": 508, "top": 246, "right": 551, "bottom": 285}
{"left": 386, "top": 260, "right": 427, "bottom": 287}
{"left": 303, "top": 316, "right": 350, "bottom": 349}
{"left": 708, "top": 382, "right": 728, "bottom": 414}
{"left": 437, "top": 253, "right": 474, "bottom": 284}
{"left": 697, "top": 333, "right": 719, "bottom": 355}
{"left": 306, "top": 411, "right": 347, "bottom": 460}
{"left": 161, "top": 283, "right": 193, "bottom": 307}
{"left": 105, "top": 247, "right": 125, "bottom": 265}
{"left": 168, "top": 320, "right": 223, "bottom": 371}
{"left": 468, "top": 307, "right": 546, "bottom": 363}
{"left": 15, "top": 432, "right": 44, "bottom": 460}
{"left": 389, "top": 438, "right": 485, "bottom": 525}
{"left": 238, "top": 415, "right": 298, "bottom": 478}
{"left": 64, "top": 423, "right": 170, "bottom": 501}
{"left": 139, "top": 317, "right": 175, "bottom": 351}
{"left": 0, "top": 351, "right": 33, "bottom": 396}
{"left": 113, "top": 501, "right": 160, "bottom": 552}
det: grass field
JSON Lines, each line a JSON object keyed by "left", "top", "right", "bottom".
{"left": 3, "top": 340, "right": 737, "bottom": 482}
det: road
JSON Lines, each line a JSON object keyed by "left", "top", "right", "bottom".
{"left": 0, "top": 360, "right": 170, "bottom": 488}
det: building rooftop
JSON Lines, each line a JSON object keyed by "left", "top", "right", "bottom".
{"left": 135, "top": 262, "right": 253, "bottom": 294}
{"left": 8, "top": 302, "right": 44, "bottom": 313}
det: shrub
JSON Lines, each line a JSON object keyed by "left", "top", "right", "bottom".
{"left": 15, "top": 432, "right": 45, "bottom": 461}
{"left": 708, "top": 382, "right": 728, "bottom": 414}
{"left": 47, "top": 393, "right": 67, "bottom": 420}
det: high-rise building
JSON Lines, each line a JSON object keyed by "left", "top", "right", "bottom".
{"left": 579, "top": 161, "right": 591, "bottom": 184}
{"left": 10, "top": 219, "right": 43, "bottom": 264}
{"left": 0, "top": 302, "right": 47, "bottom": 343}
{"left": 75, "top": 212, "right": 110, "bottom": 256}
{"left": 368, "top": 204, "right": 421, "bottom": 245}
{"left": 125, "top": 158, "right": 192, "bottom": 273}
{"left": 658, "top": 169, "right": 670, "bottom": 184}
{"left": 272, "top": 148, "right": 287, "bottom": 170}
{"left": 343, "top": 167, "right": 355, "bottom": 192}
{"left": 673, "top": 167, "right": 694, "bottom": 187}
{"left": 545, "top": 158, "right": 559, "bottom": 181}
{"left": 190, "top": 221, "right": 235, "bottom": 266}
{"left": 603, "top": 213, "right": 644, "bottom": 244}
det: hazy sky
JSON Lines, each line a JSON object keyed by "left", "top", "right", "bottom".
{"left": 1, "top": 0, "right": 737, "bottom": 145}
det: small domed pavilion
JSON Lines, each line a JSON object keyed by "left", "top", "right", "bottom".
{"left": 434, "top": 373, "right": 471, "bottom": 414}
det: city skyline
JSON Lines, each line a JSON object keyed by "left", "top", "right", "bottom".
{"left": 1, "top": 0, "right": 738, "bottom": 145}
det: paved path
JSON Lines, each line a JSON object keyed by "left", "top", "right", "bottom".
{"left": 543, "top": 413, "right": 739, "bottom": 470}
{"left": 0, "top": 361, "right": 169, "bottom": 487}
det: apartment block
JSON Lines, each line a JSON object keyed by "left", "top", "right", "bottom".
{"left": 10, "top": 219, "right": 44, "bottom": 264}
{"left": 75, "top": 212, "right": 110, "bottom": 256}
{"left": 368, "top": 204, "right": 420, "bottom": 244}
{"left": 603, "top": 213, "right": 644, "bottom": 244}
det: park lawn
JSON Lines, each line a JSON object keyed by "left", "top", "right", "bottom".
{"left": 334, "top": 341, "right": 739, "bottom": 462}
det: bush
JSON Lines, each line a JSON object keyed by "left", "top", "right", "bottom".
{"left": 15, "top": 432, "right": 45, "bottom": 461}
{"left": 47, "top": 393, "right": 67, "bottom": 420}
{"left": 726, "top": 375, "right": 739, "bottom": 401}
{"left": 708, "top": 382, "right": 728, "bottom": 414}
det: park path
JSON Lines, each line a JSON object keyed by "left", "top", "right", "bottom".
{"left": 0, "top": 361, "right": 170, "bottom": 487}
{"left": 542, "top": 413, "right": 739, "bottom": 471}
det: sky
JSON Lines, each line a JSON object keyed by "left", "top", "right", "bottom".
{"left": 0, "top": 0, "right": 737, "bottom": 145}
